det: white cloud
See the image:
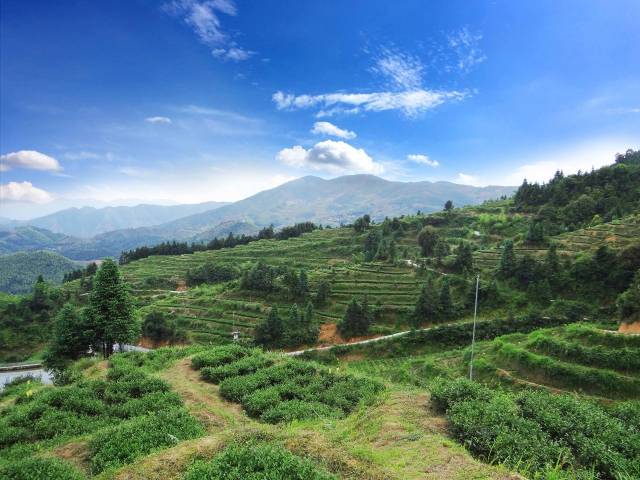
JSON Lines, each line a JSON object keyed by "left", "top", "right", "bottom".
{"left": 0, "top": 181, "right": 53, "bottom": 203}
{"left": 407, "top": 154, "right": 439, "bottom": 167}
{"left": 273, "top": 89, "right": 467, "bottom": 118}
{"left": 164, "top": 0, "right": 254, "bottom": 61}
{"left": 447, "top": 27, "right": 487, "bottom": 73}
{"left": 145, "top": 116, "right": 172, "bottom": 124}
{"left": 212, "top": 46, "right": 255, "bottom": 61}
{"left": 371, "top": 47, "right": 425, "bottom": 90}
{"left": 0, "top": 150, "right": 61, "bottom": 172}
{"left": 311, "top": 121, "right": 356, "bottom": 139}
{"left": 277, "top": 140, "right": 383, "bottom": 175}
{"left": 455, "top": 173, "right": 482, "bottom": 186}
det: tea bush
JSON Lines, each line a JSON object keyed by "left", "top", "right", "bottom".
{"left": 0, "top": 457, "right": 85, "bottom": 480}
{"left": 430, "top": 377, "right": 640, "bottom": 479}
{"left": 202, "top": 345, "right": 382, "bottom": 422}
{"left": 527, "top": 334, "right": 640, "bottom": 373}
{"left": 191, "top": 344, "right": 251, "bottom": 370}
{"left": 89, "top": 408, "right": 204, "bottom": 473}
{"left": 183, "top": 442, "right": 336, "bottom": 480}
{"left": 609, "top": 400, "right": 640, "bottom": 432}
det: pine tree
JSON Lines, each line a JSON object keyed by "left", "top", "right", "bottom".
{"left": 454, "top": 242, "right": 473, "bottom": 273}
{"left": 338, "top": 297, "right": 370, "bottom": 338}
{"left": 30, "top": 275, "right": 48, "bottom": 312}
{"left": 302, "top": 301, "right": 319, "bottom": 344}
{"left": 412, "top": 279, "right": 438, "bottom": 328}
{"left": 297, "top": 269, "right": 309, "bottom": 299}
{"left": 314, "top": 280, "right": 331, "bottom": 306}
{"left": 255, "top": 306, "right": 284, "bottom": 348}
{"left": 438, "top": 277, "right": 453, "bottom": 320}
{"left": 85, "top": 259, "right": 138, "bottom": 358}
{"left": 444, "top": 200, "right": 454, "bottom": 212}
{"left": 388, "top": 239, "right": 397, "bottom": 263}
{"left": 498, "top": 240, "right": 517, "bottom": 278}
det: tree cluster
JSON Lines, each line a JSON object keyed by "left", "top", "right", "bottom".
{"left": 338, "top": 297, "right": 372, "bottom": 338}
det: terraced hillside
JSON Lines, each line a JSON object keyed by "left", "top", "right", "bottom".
{"left": 473, "top": 214, "right": 640, "bottom": 270}
{"left": 118, "top": 207, "right": 640, "bottom": 345}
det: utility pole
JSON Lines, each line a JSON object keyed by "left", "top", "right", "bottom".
{"left": 469, "top": 274, "right": 480, "bottom": 381}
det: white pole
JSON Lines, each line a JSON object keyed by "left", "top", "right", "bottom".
{"left": 469, "top": 274, "right": 480, "bottom": 380}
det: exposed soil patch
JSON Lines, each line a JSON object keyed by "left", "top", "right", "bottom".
{"left": 619, "top": 321, "right": 640, "bottom": 334}
{"left": 51, "top": 440, "right": 91, "bottom": 475}
{"left": 175, "top": 280, "right": 187, "bottom": 292}
{"left": 318, "top": 322, "right": 383, "bottom": 346}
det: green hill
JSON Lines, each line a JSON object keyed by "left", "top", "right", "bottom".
{"left": 0, "top": 250, "right": 79, "bottom": 294}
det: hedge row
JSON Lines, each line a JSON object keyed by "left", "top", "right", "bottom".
{"left": 564, "top": 323, "right": 640, "bottom": 349}
{"left": 430, "top": 377, "right": 640, "bottom": 479}
{"left": 526, "top": 333, "right": 640, "bottom": 373}
{"left": 183, "top": 442, "right": 336, "bottom": 480}
{"left": 494, "top": 340, "right": 640, "bottom": 398}
{"left": 192, "top": 345, "right": 382, "bottom": 423}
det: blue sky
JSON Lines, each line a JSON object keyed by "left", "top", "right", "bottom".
{"left": 1, "top": 0, "right": 639, "bottom": 219}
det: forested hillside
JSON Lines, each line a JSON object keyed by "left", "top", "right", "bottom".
{"left": 0, "top": 250, "right": 78, "bottom": 294}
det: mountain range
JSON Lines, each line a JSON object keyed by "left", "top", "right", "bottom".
{"left": 0, "top": 175, "right": 515, "bottom": 260}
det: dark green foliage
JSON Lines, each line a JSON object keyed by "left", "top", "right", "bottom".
{"left": 353, "top": 214, "right": 371, "bottom": 233}
{"left": 444, "top": 200, "right": 454, "bottom": 211}
{"left": 63, "top": 262, "right": 98, "bottom": 283}
{"left": 85, "top": 259, "right": 138, "bottom": 358}
{"left": 363, "top": 230, "right": 380, "bottom": 261}
{"left": 617, "top": 269, "right": 640, "bottom": 323}
{"left": 609, "top": 401, "right": 640, "bottom": 432}
{"left": 240, "top": 260, "right": 277, "bottom": 292}
{"left": 89, "top": 408, "right": 204, "bottom": 473}
{"left": 314, "top": 280, "right": 331, "bottom": 306}
{"left": 142, "top": 311, "right": 186, "bottom": 345}
{"left": 255, "top": 307, "right": 284, "bottom": 348}
{"left": 281, "top": 302, "right": 319, "bottom": 347}
{"left": 338, "top": 297, "right": 372, "bottom": 338}
{"left": 44, "top": 303, "right": 91, "bottom": 369}
{"left": 525, "top": 220, "right": 545, "bottom": 243}
{"left": 185, "top": 262, "right": 239, "bottom": 286}
{"left": 412, "top": 279, "right": 438, "bottom": 328}
{"left": 417, "top": 226, "right": 439, "bottom": 257}
{"left": 183, "top": 442, "right": 337, "bottom": 480}
{"left": 0, "top": 457, "right": 85, "bottom": 480}
{"left": 454, "top": 242, "right": 473, "bottom": 272}
{"left": 430, "top": 377, "right": 640, "bottom": 478}
{"left": 498, "top": 240, "right": 517, "bottom": 278}
{"left": 514, "top": 154, "right": 640, "bottom": 228}
{"left": 261, "top": 399, "right": 340, "bottom": 423}
{"left": 0, "top": 250, "right": 78, "bottom": 294}
{"left": 437, "top": 277, "right": 453, "bottom": 319}
{"left": 200, "top": 353, "right": 273, "bottom": 383}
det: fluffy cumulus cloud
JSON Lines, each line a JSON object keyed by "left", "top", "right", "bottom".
{"left": 0, "top": 181, "right": 53, "bottom": 203}
{"left": 273, "top": 89, "right": 467, "bottom": 118}
{"left": 0, "top": 150, "right": 61, "bottom": 172}
{"left": 277, "top": 140, "right": 383, "bottom": 175}
{"left": 145, "top": 116, "right": 172, "bottom": 124}
{"left": 407, "top": 154, "right": 439, "bottom": 167}
{"left": 311, "top": 121, "right": 356, "bottom": 139}
{"left": 164, "top": 0, "right": 254, "bottom": 61}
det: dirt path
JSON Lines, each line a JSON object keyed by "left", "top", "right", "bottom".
{"left": 160, "top": 358, "right": 246, "bottom": 432}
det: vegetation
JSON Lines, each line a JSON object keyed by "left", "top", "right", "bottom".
{"left": 0, "top": 250, "right": 78, "bottom": 294}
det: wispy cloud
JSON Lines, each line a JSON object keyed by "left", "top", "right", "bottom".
{"left": 0, "top": 181, "right": 53, "bottom": 203}
{"left": 371, "top": 47, "right": 425, "bottom": 90}
{"left": 273, "top": 89, "right": 467, "bottom": 118}
{"left": 447, "top": 27, "right": 487, "bottom": 73}
{"left": 0, "top": 150, "right": 62, "bottom": 172}
{"left": 311, "top": 121, "right": 356, "bottom": 139}
{"left": 455, "top": 173, "right": 481, "bottom": 186}
{"left": 277, "top": 140, "right": 383, "bottom": 175}
{"left": 407, "top": 154, "right": 439, "bottom": 167}
{"left": 163, "top": 0, "right": 254, "bottom": 62}
{"left": 145, "top": 116, "right": 172, "bottom": 124}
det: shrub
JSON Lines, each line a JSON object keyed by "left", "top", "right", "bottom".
{"left": 183, "top": 442, "right": 336, "bottom": 480}
{"left": 260, "top": 400, "right": 340, "bottom": 424}
{"left": 610, "top": 401, "right": 640, "bottom": 432}
{"left": 429, "top": 377, "right": 493, "bottom": 412}
{"left": 191, "top": 344, "right": 251, "bottom": 370}
{"left": 448, "top": 393, "right": 565, "bottom": 471}
{"left": 0, "top": 457, "right": 85, "bottom": 480}
{"left": 109, "top": 391, "right": 183, "bottom": 418}
{"left": 89, "top": 408, "right": 204, "bottom": 473}
{"left": 243, "top": 386, "right": 283, "bottom": 417}
{"left": 200, "top": 354, "right": 273, "bottom": 384}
